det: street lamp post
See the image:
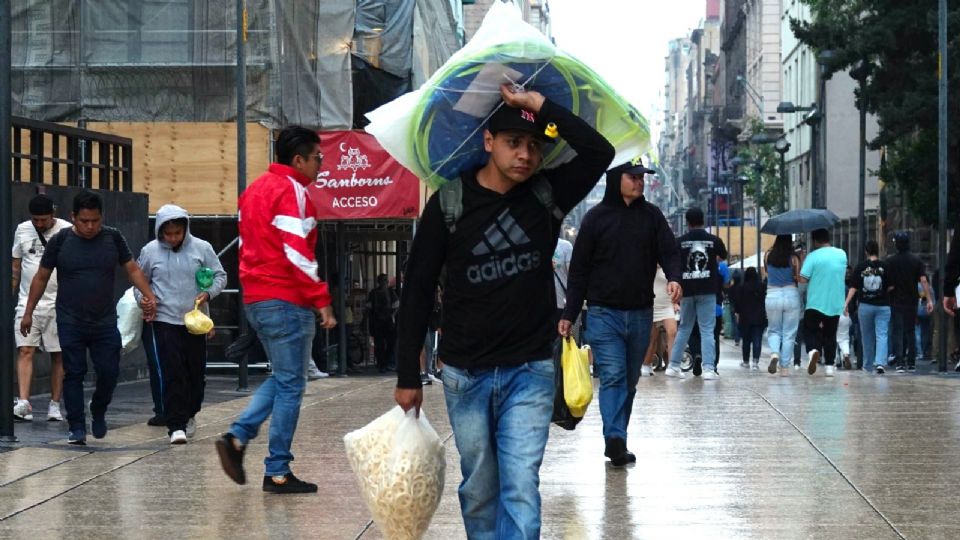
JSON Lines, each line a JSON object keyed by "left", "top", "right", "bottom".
{"left": 850, "top": 60, "right": 872, "bottom": 264}
{"left": 751, "top": 161, "right": 764, "bottom": 269}
{"left": 774, "top": 138, "right": 791, "bottom": 213}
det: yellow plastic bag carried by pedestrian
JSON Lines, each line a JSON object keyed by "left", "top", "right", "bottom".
{"left": 184, "top": 300, "right": 214, "bottom": 335}
{"left": 561, "top": 336, "right": 592, "bottom": 418}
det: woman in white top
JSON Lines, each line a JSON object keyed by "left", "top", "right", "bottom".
{"left": 643, "top": 266, "right": 679, "bottom": 376}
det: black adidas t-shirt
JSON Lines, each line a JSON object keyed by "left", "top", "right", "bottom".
{"left": 395, "top": 99, "right": 615, "bottom": 389}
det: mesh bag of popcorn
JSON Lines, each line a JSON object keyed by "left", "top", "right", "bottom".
{"left": 344, "top": 406, "right": 446, "bottom": 540}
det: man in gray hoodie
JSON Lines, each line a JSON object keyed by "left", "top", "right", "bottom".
{"left": 137, "top": 204, "right": 226, "bottom": 444}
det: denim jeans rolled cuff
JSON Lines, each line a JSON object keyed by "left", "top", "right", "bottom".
{"left": 585, "top": 306, "right": 652, "bottom": 440}
{"left": 58, "top": 320, "right": 122, "bottom": 432}
{"left": 229, "top": 299, "right": 315, "bottom": 476}
{"left": 442, "top": 359, "right": 554, "bottom": 540}
{"left": 668, "top": 294, "right": 717, "bottom": 371}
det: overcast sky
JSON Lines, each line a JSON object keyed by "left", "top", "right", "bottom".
{"left": 550, "top": 0, "right": 707, "bottom": 146}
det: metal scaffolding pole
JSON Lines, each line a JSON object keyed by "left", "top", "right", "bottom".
{"left": 235, "top": 0, "right": 250, "bottom": 391}
{"left": 0, "top": 1, "right": 17, "bottom": 442}
{"left": 937, "top": 0, "right": 949, "bottom": 372}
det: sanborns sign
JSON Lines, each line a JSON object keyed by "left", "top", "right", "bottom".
{"left": 308, "top": 131, "right": 420, "bottom": 220}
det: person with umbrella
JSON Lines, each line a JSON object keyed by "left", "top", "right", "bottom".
{"left": 394, "top": 84, "right": 614, "bottom": 538}
{"left": 763, "top": 234, "right": 802, "bottom": 375}
{"left": 799, "top": 228, "right": 848, "bottom": 376}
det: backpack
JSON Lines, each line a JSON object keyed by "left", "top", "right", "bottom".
{"left": 437, "top": 175, "right": 565, "bottom": 233}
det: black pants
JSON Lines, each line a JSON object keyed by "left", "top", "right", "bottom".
{"left": 889, "top": 306, "right": 917, "bottom": 369}
{"left": 739, "top": 323, "right": 764, "bottom": 363}
{"left": 143, "top": 321, "right": 207, "bottom": 433}
{"left": 690, "top": 316, "right": 722, "bottom": 368}
{"left": 371, "top": 322, "right": 395, "bottom": 372}
{"left": 803, "top": 309, "right": 840, "bottom": 366}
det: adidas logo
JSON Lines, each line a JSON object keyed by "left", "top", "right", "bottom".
{"left": 467, "top": 209, "right": 541, "bottom": 284}
{"left": 472, "top": 210, "right": 530, "bottom": 255}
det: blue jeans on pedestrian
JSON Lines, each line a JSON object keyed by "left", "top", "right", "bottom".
{"left": 58, "top": 320, "right": 122, "bottom": 433}
{"left": 858, "top": 303, "right": 890, "bottom": 370}
{"left": 584, "top": 306, "right": 652, "bottom": 441}
{"left": 229, "top": 300, "right": 316, "bottom": 477}
{"left": 765, "top": 287, "right": 802, "bottom": 367}
{"left": 669, "top": 294, "right": 717, "bottom": 372}
{"left": 442, "top": 359, "right": 555, "bottom": 540}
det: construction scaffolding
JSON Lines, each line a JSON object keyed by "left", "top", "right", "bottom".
{"left": 11, "top": 0, "right": 463, "bottom": 129}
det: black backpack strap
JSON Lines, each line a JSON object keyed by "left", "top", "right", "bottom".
{"left": 530, "top": 176, "right": 565, "bottom": 221}
{"left": 437, "top": 178, "right": 463, "bottom": 233}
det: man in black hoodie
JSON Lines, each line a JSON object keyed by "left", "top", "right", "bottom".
{"left": 394, "top": 84, "right": 614, "bottom": 538}
{"left": 558, "top": 157, "right": 681, "bottom": 466}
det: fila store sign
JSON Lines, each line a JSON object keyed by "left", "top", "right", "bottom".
{"left": 309, "top": 131, "right": 420, "bottom": 220}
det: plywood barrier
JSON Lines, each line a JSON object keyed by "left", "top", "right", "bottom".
{"left": 89, "top": 122, "right": 271, "bottom": 214}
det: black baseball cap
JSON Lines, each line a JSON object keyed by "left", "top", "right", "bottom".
{"left": 28, "top": 193, "right": 55, "bottom": 215}
{"left": 487, "top": 105, "right": 554, "bottom": 142}
{"left": 609, "top": 156, "right": 656, "bottom": 176}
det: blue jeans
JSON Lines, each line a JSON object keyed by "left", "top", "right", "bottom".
{"left": 765, "top": 287, "right": 802, "bottom": 367}
{"left": 442, "top": 359, "right": 555, "bottom": 540}
{"left": 669, "top": 294, "right": 717, "bottom": 371}
{"left": 584, "top": 306, "right": 652, "bottom": 441}
{"left": 58, "top": 320, "right": 122, "bottom": 433}
{"left": 229, "top": 300, "right": 316, "bottom": 477}
{"left": 858, "top": 303, "right": 890, "bottom": 370}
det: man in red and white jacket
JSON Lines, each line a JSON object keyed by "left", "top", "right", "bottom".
{"left": 216, "top": 126, "right": 336, "bottom": 494}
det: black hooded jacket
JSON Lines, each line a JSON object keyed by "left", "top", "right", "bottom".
{"left": 561, "top": 168, "right": 681, "bottom": 322}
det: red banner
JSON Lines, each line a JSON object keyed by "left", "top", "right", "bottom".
{"left": 308, "top": 131, "right": 421, "bottom": 220}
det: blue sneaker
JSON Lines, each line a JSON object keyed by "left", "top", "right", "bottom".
{"left": 68, "top": 429, "right": 87, "bottom": 445}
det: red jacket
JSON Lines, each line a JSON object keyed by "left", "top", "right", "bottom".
{"left": 239, "top": 163, "right": 331, "bottom": 309}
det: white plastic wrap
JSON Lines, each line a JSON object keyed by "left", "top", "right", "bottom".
{"left": 344, "top": 406, "right": 446, "bottom": 540}
{"left": 116, "top": 287, "right": 143, "bottom": 354}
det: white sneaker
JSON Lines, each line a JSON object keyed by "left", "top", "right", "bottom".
{"left": 825, "top": 365, "right": 836, "bottom": 377}
{"left": 427, "top": 373, "right": 441, "bottom": 383}
{"left": 807, "top": 350, "right": 820, "bottom": 375}
{"left": 641, "top": 364, "right": 654, "bottom": 377}
{"left": 702, "top": 371, "right": 720, "bottom": 381}
{"left": 47, "top": 400, "right": 64, "bottom": 422}
{"left": 750, "top": 361, "right": 760, "bottom": 371}
{"left": 13, "top": 399, "right": 32, "bottom": 421}
{"left": 169, "top": 430, "right": 187, "bottom": 444}
{"left": 307, "top": 367, "right": 329, "bottom": 380}
{"left": 665, "top": 366, "right": 686, "bottom": 379}
{"left": 185, "top": 417, "right": 196, "bottom": 438}
{"left": 740, "top": 361, "right": 750, "bottom": 369}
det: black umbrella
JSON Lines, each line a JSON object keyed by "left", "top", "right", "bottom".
{"left": 761, "top": 208, "right": 840, "bottom": 235}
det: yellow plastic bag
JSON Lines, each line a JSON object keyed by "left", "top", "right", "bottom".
{"left": 184, "top": 300, "right": 214, "bottom": 335}
{"left": 561, "top": 336, "right": 592, "bottom": 418}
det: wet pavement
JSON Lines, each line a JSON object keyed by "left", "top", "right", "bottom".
{"left": 1, "top": 340, "right": 959, "bottom": 539}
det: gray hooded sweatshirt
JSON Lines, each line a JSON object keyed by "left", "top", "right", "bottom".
{"left": 136, "top": 204, "right": 227, "bottom": 326}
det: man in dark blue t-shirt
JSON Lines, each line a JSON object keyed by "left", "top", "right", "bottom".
{"left": 21, "top": 190, "right": 156, "bottom": 445}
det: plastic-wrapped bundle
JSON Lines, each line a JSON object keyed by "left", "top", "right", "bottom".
{"left": 366, "top": 1, "right": 649, "bottom": 190}
{"left": 344, "top": 406, "right": 446, "bottom": 540}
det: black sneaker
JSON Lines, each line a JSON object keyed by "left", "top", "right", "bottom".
{"left": 263, "top": 472, "right": 318, "bottom": 494}
{"left": 215, "top": 433, "right": 246, "bottom": 485}
{"left": 420, "top": 372, "right": 432, "bottom": 386}
{"left": 604, "top": 437, "right": 629, "bottom": 467}
{"left": 907, "top": 366, "right": 916, "bottom": 373}
{"left": 67, "top": 429, "right": 87, "bottom": 445}
{"left": 875, "top": 366, "right": 885, "bottom": 375}
{"left": 896, "top": 365, "right": 906, "bottom": 373}
{"left": 147, "top": 415, "right": 167, "bottom": 426}
{"left": 692, "top": 357, "right": 703, "bottom": 377}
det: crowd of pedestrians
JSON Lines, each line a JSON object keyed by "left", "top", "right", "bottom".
{"left": 9, "top": 88, "right": 959, "bottom": 538}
